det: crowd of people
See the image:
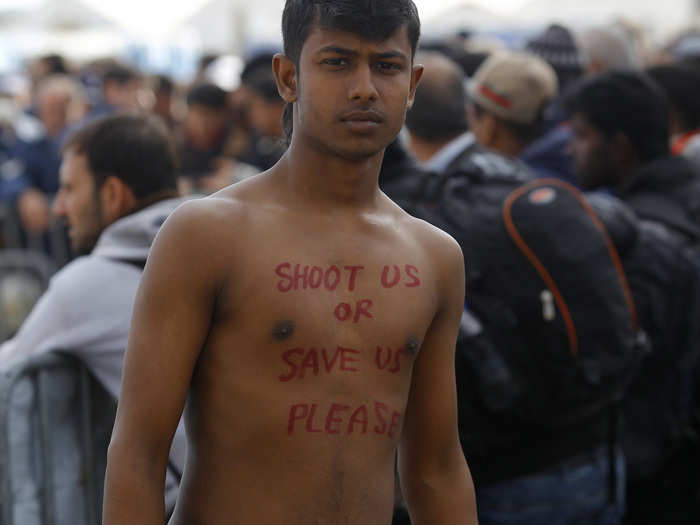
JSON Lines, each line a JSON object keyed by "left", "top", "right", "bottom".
{"left": 1, "top": 0, "right": 700, "bottom": 523}
{"left": 0, "top": 52, "right": 286, "bottom": 261}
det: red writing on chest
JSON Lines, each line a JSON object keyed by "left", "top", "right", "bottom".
{"left": 275, "top": 263, "right": 422, "bottom": 292}
{"left": 374, "top": 346, "right": 405, "bottom": 373}
{"left": 380, "top": 265, "right": 421, "bottom": 289}
{"left": 333, "top": 299, "right": 374, "bottom": 323}
{"left": 287, "top": 401, "right": 402, "bottom": 437}
{"left": 279, "top": 346, "right": 361, "bottom": 382}
{"left": 275, "top": 263, "right": 364, "bottom": 293}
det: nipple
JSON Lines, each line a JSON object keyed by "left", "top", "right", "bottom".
{"left": 272, "top": 320, "right": 296, "bottom": 341}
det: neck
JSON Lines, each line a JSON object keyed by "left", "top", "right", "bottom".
{"left": 613, "top": 161, "right": 644, "bottom": 192}
{"left": 115, "top": 189, "right": 179, "bottom": 223}
{"left": 408, "top": 135, "right": 451, "bottom": 163}
{"left": 133, "top": 190, "right": 179, "bottom": 212}
{"left": 278, "top": 134, "right": 385, "bottom": 212}
{"left": 490, "top": 131, "right": 525, "bottom": 158}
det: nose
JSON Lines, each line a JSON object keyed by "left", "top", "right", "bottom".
{"left": 348, "top": 64, "right": 378, "bottom": 103}
{"left": 52, "top": 190, "right": 66, "bottom": 218}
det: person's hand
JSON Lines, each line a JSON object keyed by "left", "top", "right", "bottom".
{"left": 17, "top": 188, "right": 50, "bottom": 234}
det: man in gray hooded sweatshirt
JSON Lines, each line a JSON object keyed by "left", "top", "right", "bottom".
{"left": 0, "top": 113, "right": 185, "bottom": 511}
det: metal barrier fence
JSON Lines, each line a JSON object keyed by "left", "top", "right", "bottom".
{"left": 0, "top": 250, "right": 56, "bottom": 343}
{"left": 0, "top": 353, "right": 115, "bottom": 525}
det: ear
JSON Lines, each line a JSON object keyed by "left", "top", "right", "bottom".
{"left": 406, "top": 64, "right": 424, "bottom": 110}
{"left": 99, "top": 176, "right": 137, "bottom": 224}
{"left": 273, "top": 53, "right": 298, "bottom": 103}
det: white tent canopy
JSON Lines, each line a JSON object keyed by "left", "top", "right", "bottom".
{"left": 171, "top": 0, "right": 700, "bottom": 55}
{"left": 0, "top": 0, "right": 127, "bottom": 65}
{"left": 511, "top": 0, "right": 697, "bottom": 39}
{"left": 0, "top": 0, "right": 697, "bottom": 71}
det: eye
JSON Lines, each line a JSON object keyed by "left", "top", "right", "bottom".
{"left": 376, "top": 62, "right": 403, "bottom": 73}
{"left": 321, "top": 58, "right": 349, "bottom": 67}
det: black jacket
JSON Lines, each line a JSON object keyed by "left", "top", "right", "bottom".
{"left": 612, "top": 157, "right": 700, "bottom": 481}
{"left": 619, "top": 155, "right": 700, "bottom": 240}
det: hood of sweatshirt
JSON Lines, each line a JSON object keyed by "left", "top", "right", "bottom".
{"left": 92, "top": 197, "right": 184, "bottom": 263}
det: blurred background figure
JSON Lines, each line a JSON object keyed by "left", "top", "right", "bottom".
{"left": 577, "top": 25, "right": 642, "bottom": 76}
{"left": 647, "top": 63, "right": 700, "bottom": 165}
{"left": 235, "top": 52, "right": 287, "bottom": 171}
{"left": 1, "top": 74, "right": 87, "bottom": 243}
{"left": 404, "top": 51, "right": 471, "bottom": 171}
{"left": 505, "top": 23, "right": 587, "bottom": 185}
{"left": 467, "top": 51, "right": 562, "bottom": 179}
{"left": 177, "top": 82, "right": 231, "bottom": 189}
{"left": 565, "top": 68, "right": 700, "bottom": 525}
{"left": 525, "top": 24, "right": 585, "bottom": 93}
{"left": 26, "top": 53, "right": 70, "bottom": 104}
{"left": 149, "top": 74, "right": 178, "bottom": 130}
{"left": 85, "top": 62, "right": 142, "bottom": 120}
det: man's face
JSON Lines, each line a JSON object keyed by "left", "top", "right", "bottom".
{"left": 104, "top": 79, "right": 141, "bottom": 111}
{"left": 244, "top": 89, "right": 284, "bottom": 139}
{"left": 293, "top": 25, "right": 420, "bottom": 161}
{"left": 37, "top": 91, "right": 71, "bottom": 138}
{"left": 52, "top": 150, "right": 105, "bottom": 255}
{"left": 570, "top": 113, "right": 615, "bottom": 190}
{"left": 185, "top": 104, "right": 227, "bottom": 149}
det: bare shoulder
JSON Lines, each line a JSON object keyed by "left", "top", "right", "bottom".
{"left": 160, "top": 174, "right": 272, "bottom": 245}
{"left": 146, "top": 179, "right": 270, "bottom": 286}
{"left": 390, "top": 201, "right": 464, "bottom": 276}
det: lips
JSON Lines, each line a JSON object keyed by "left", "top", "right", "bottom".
{"left": 339, "top": 110, "right": 384, "bottom": 133}
{"left": 340, "top": 110, "right": 384, "bottom": 124}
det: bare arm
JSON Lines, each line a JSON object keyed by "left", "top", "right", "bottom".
{"left": 103, "top": 200, "right": 229, "bottom": 524}
{"left": 398, "top": 233, "right": 478, "bottom": 525}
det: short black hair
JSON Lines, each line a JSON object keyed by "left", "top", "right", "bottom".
{"left": 282, "top": 0, "right": 421, "bottom": 65}
{"left": 102, "top": 64, "right": 138, "bottom": 86}
{"left": 186, "top": 83, "right": 228, "bottom": 109}
{"left": 405, "top": 54, "right": 468, "bottom": 142}
{"left": 646, "top": 63, "right": 700, "bottom": 133}
{"left": 63, "top": 114, "right": 177, "bottom": 200}
{"left": 564, "top": 70, "right": 670, "bottom": 162}
{"left": 40, "top": 54, "right": 68, "bottom": 75}
{"left": 152, "top": 74, "right": 174, "bottom": 95}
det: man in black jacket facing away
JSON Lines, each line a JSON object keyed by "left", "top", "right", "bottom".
{"left": 566, "top": 69, "right": 700, "bottom": 525}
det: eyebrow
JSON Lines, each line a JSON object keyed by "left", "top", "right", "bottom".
{"left": 317, "top": 46, "right": 408, "bottom": 61}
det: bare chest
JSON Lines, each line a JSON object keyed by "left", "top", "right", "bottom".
{"left": 192, "top": 233, "right": 438, "bottom": 437}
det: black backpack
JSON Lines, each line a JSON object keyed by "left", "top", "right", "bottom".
{"left": 604, "top": 191, "right": 700, "bottom": 484}
{"left": 420, "top": 170, "right": 646, "bottom": 427}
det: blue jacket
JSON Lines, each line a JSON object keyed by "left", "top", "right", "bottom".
{"left": 519, "top": 124, "right": 578, "bottom": 186}
{"left": 0, "top": 120, "right": 63, "bottom": 203}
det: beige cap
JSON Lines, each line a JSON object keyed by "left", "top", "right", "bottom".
{"left": 470, "top": 51, "right": 559, "bottom": 124}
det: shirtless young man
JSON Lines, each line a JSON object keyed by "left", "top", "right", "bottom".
{"left": 103, "top": 1, "right": 477, "bottom": 524}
